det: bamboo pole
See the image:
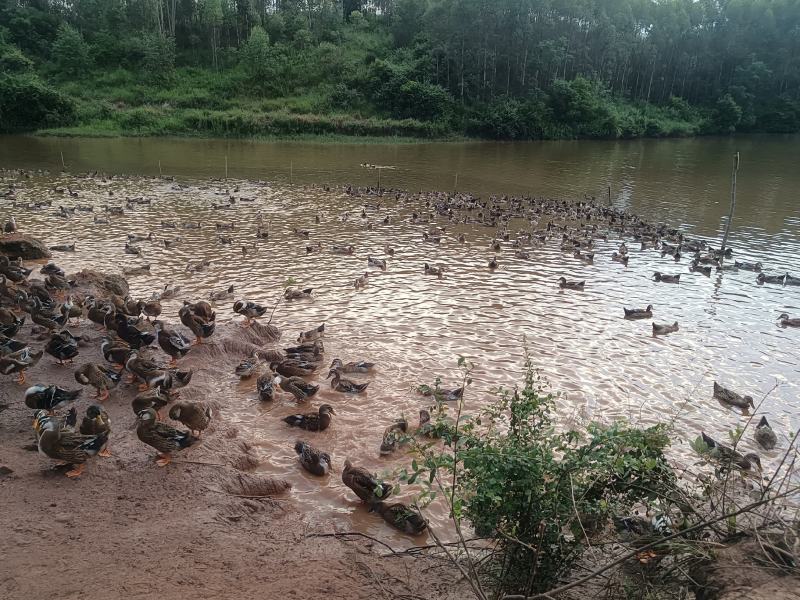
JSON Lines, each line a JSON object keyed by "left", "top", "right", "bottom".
{"left": 290, "top": 161, "right": 293, "bottom": 184}
{"left": 158, "top": 160, "right": 162, "bottom": 178}
{"left": 60, "top": 151, "right": 66, "bottom": 170}
{"left": 607, "top": 185, "right": 611, "bottom": 205}
{"left": 225, "top": 155, "right": 228, "bottom": 180}
{"left": 454, "top": 172, "right": 459, "bottom": 195}
{"left": 719, "top": 152, "right": 739, "bottom": 263}
{"left": 377, "top": 167, "right": 381, "bottom": 191}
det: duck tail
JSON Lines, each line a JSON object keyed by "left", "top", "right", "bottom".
{"left": 178, "top": 431, "right": 199, "bottom": 448}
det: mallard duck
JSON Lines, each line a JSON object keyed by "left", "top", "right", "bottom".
{"left": 44, "top": 273, "right": 71, "bottom": 295}
{"left": 0, "top": 334, "right": 26, "bottom": 355}
{"left": 757, "top": 273, "right": 786, "bottom": 285}
{"left": 384, "top": 244, "right": 395, "bottom": 256}
{"left": 131, "top": 388, "right": 171, "bottom": 417}
{"left": 701, "top": 432, "right": 761, "bottom": 471}
{"left": 74, "top": 363, "right": 122, "bottom": 401}
{"left": 329, "top": 358, "right": 374, "bottom": 374}
{"left": 373, "top": 502, "right": 427, "bottom": 535}
{"left": 573, "top": 250, "right": 594, "bottom": 264}
{"left": 297, "top": 323, "right": 324, "bottom": 343}
{"left": 284, "top": 287, "right": 313, "bottom": 300}
{"left": 515, "top": 250, "right": 530, "bottom": 259}
{"left": 140, "top": 299, "right": 162, "bottom": 320}
{"left": 100, "top": 337, "right": 132, "bottom": 369}
{"left": 158, "top": 283, "right": 181, "bottom": 300}
{"left": 354, "top": 272, "right": 369, "bottom": 289}
{"left": 331, "top": 245, "right": 355, "bottom": 255}
{"left": 45, "top": 330, "right": 80, "bottom": 364}
{"left": 178, "top": 304, "right": 215, "bottom": 344}
{"left": 624, "top": 305, "right": 653, "bottom": 319}
{"left": 124, "top": 241, "right": 142, "bottom": 255}
{"left": 785, "top": 274, "right": 800, "bottom": 286}
{"left": 122, "top": 264, "right": 151, "bottom": 277}
{"left": 611, "top": 252, "right": 629, "bottom": 265}
{"left": 653, "top": 272, "right": 680, "bottom": 283}
{"left": 305, "top": 243, "right": 322, "bottom": 254}
{"left": 735, "top": 260, "right": 762, "bottom": 272}
{"left": 283, "top": 404, "right": 335, "bottom": 431}
{"left": 25, "top": 384, "right": 81, "bottom": 411}
{"left": 36, "top": 416, "right": 109, "bottom": 477}
{"left": 235, "top": 354, "right": 262, "bottom": 378}
{"left": 154, "top": 321, "right": 191, "bottom": 366}
{"left": 342, "top": 459, "right": 393, "bottom": 504}
{"left": 136, "top": 408, "right": 198, "bottom": 466}
{"left": 284, "top": 340, "right": 324, "bottom": 357}
{"left": 754, "top": 416, "right": 777, "bottom": 450}
{"left": 293, "top": 228, "right": 310, "bottom": 239}
{"left": 125, "top": 351, "right": 164, "bottom": 386}
{"left": 652, "top": 321, "right": 679, "bottom": 335}
{"left": 40, "top": 263, "right": 65, "bottom": 277}
{"left": 209, "top": 284, "right": 235, "bottom": 302}
{"left": 257, "top": 372, "right": 274, "bottom": 401}
{"left": 114, "top": 313, "right": 155, "bottom": 348}
{"left": 380, "top": 419, "right": 409, "bottom": 454}
{"left": 416, "top": 384, "right": 463, "bottom": 402}
{"left": 86, "top": 299, "right": 114, "bottom": 329}
{"left": 712, "top": 381, "right": 754, "bottom": 411}
{"left": 424, "top": 263, "right": 443, "bottom": 278}
{"left": 232, "top": 299, "right": 267, "bottom": 326}
{"left": 778, "top": 313, "right": 800, "bottom": 327}
{"left": 79, "top": 405, "right": 112, "bottom": 456}
{"left": 558, "top": 277, "right": 585, "bottom": 290}
{"left": 1, "top": 347, "right": 43, "bottom": 384}
{"left": 294, "top": 440, "right": 331, "bottom": 476}
{"left": 60, "top": 296, "right": 83, "bottom": 324}
{"left": 0, "top": 307, "right": 25, "bottom": 330}
{"left": 690, "top": 260, "right": 712, "bottom": 276}
{"left": 170, "top": 368, "right": 193, "bottom": 390}
{"left": 329, "top": 372, "right": 370, "bottom": 394}
{"left": 272, "top": 359, "right": 317, "bottom": 378}
{"left": 275, "top": 375, "right": 319, "bottom": 401}
{"left": 168, "top": 402, "right": 212, "bottom": 436}
{"left": 368, "top": 256, "right": 387, "bottom": 271}
{"left": 488, "top": 256, "right": 499, "bottom": 270}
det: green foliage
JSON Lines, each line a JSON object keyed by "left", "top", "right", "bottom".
{"left": 401, "top": 360, "right": 676, "bottom": 596}
{"left": 713, "top": 94, "right": 743, "bottom": 132}
{"left": 0, "top": 73, "right": 75, "bottom": 132}
{"left": 51, "top": 23, "right": 91, "bottom": 77}
{"left": 240, "top": 26, "right": 271, "bottom": 79}
{"left": 0, "top": 43, "right": 33, "bottom": 74}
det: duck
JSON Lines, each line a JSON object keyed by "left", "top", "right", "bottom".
{"left": 558, "top": 277, "right": 585, "bottom": 290}
{"left": 573, "top": 250, "right": 594, "bottom": 264}
{"left": 1, "top": 347, "right": 43, "bottom": 384}
{"left": 283, "top": 404, "right": 335, "bottom": 431}
{"left": 232, "top": 299, "right": 267, "bottom": 326}
{"left": 417, "top": 384, "right": 463, "bottom": 403}
{"left": 136, "top": 408, "right": 198, "bottom": 466}
{"left": 131, "top": 388, "right": 171, "bottom": 418}
{"left": 209, "top": 285, "right": 235, "bottom": 302}
{"left": 488, "top": 256, "right": 499, "bottom": 270}
{"left": 778, "top": 313, "right": 800, "bottom": 327}
{"left": 60, "top": 296, "right": 83, "bottom": 324}
{"left": 284, "top": 287, "right": 313, "bottom": 300}
{"left": 624, "top": 305, "right": 653, "bottom": 319}
{"left": 416, "top": 409, "right": 455, "bottom": 437}
{"left": 652, "top": 321, "right": 679, "bottom": 336}
{"left": 700, "top": 432, "right": 761, "bottom": 471}
{"left": 342, "top": 459, "right": 393, "bottom": 504}
{"left": 140, "top": 299, "right": 162, "bottom": 321}
{"left": 125, "top": 351, "right": 164, "bottom": 386}
{"left": 329, "top": 371, "right": 370, "bottom": 394}
{"left": 158, "top": 283, "right": 181, "bottom": 300}
{"left": 272, "top": 359, "right": 317, "bottom": 378}
{"left": 257, "top": 371, "right": 275, "bottom": 401}
{"left": 35, "top": 414, "right": 109, "bottom": 478}
{"left": 373, "top": 502, "right": 427, "bottom": 535}
{"left": 713, "top": 381, "right": 755, "bottom": 411}
{"left": 79, "top": 405, "right": 112, "bottom": 457}
{"left": 45, "top": 330, "right": 80, "bottom": 364}
{"left": 380, "top": 419, "right": 409, "bottom": 454}
{"left": 297, "top": 323, "right": 324, "bottom": 343}
{"left": 754, "top": 416, "right": 777, "bottom": 450}
{"left": 100, "top": 337, "right": 132, "bottom": 369}
{"left": 168, "top": 402, "right": 212, "bottom": 436}
{"left": 354, "top": 272, "right": 369, "bottom": 289}
{"left": 515, "top": 250, "right": 530, "bottom": 259}
{"left": 735, "top": 260, "right": 762, "bottom": 272}
{"left": 690, "top": 260, "right": 712, "bottom": 276}
{"left": 114, "top": 313, "right": 155, "bottom": 348}
{"left": 294, "top": 440, "right": 331, "bottom": 476}
{"left": 423, "top": 263, "right": 443, "bottom": 278}
{"left": 757, "top": 273, "right": 785, "bottom": 285}
{"left": 0, "top": 333, "right": 27, "bottom": 354}
{"left": 235, "top": 354, "right": 263, "bottom": 378}
{"left": 86, "top": 299, "right": 114, "bottom": 329}
{"left": 0, "top": 308, "right": 24, "bottom": 331}
{"left": 154, "top": 321, "right": 191, "bottom": 366}
{"left": 178, "top": 304, "right": 215, "bottom": 344}
{"left": 653, "top": 272, "right": 680, "bottom": 283}
{"left": 40, "top": 263, "right": 65, "bottom": 277}
{"left": 368, "top": 256, "right": 387, "bottom": 271}
{"left": 611, "top": 252, "right": 629, "bottom": 265}
{"left": 329, "top": 358, "right": 374, "bottom": 374}
{"left": 284, "top": 340, "right": 324, "bottom": 357}
{"left": 25, "top": 384, "right": 81, "bottom": 412}
{"left": 384, "top": 244, "right": 395, "bottom": 256}
{"left": 331, "top": 244, "right": 355, "bottom": 255}
{"left": 275, "top": 375, "right": 319, "bottom": 401}
{"left": 74, "top": 363, "right": 122, "bottom": 401}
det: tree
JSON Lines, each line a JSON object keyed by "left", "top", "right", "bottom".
{"left": 51, "top": 23, "right": 91, "bottom": 77}
{"left": 240, "top": 25, "right": 270, "bottom": 78}
{"left": 713, "top": 93, "right": 742, "bottom": 132}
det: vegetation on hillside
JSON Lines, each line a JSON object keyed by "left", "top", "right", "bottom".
{"left": 1, "top": 0, "right": 799, "bottom": 139}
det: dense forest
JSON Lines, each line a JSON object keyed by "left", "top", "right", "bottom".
{"left": 1, "top": 0, "right": 799, "bottom": 139}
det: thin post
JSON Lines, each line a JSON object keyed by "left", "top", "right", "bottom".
{"left": 290, "top": 161, "right": 293, "bottom": 184}
{"left": 607, "top": 185, "right": 611, "bottom": 205}
{"left": 158, "top": 160, "right": 162, "bottom": 178}
{"left": 720, "top": 152, "right": 739, "bottom": 262}
{"left": 454, "top": 172, "right": 459, "bottom": 195}
{"left": 377, "top": 168, "right": 381, "bottom": 191}
{"left": 60, "top": 151, "right": 66, "bottom": 170}
{"left": 225, "top": 155, "right": 228, "bottom": 180}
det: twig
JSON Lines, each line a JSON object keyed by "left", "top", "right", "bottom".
{"left": 307, "top": 532, "right": 398, "bottom": 555}
{"left": 426, "top": 522, "right": 489, "bottom": 600}
{"left": 171, "top": 458, "right": 227, "bottom": 467}
{"left": 570, "top": 473, "right": 591, "bottom": 548}
{"left": 503, "top": 485, "right": 800, "bottom": 600}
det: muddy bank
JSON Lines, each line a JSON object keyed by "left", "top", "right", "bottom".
{"left": 0, "top": 233, "right": 51, "bottom": 259}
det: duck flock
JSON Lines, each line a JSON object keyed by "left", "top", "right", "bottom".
{"left": 0, "top": 168, "right": 797, "bottom": 535}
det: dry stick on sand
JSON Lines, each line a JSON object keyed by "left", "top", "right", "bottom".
{"left": 502, "top": 485, "right": 800, "bottom": 600}
{"left": 308, "top": 532, "right": 399, "bottom": 556}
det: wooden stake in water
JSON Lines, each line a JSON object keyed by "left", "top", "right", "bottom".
{"left": 60, "top": 151, "right": 66, "bottom": 170}
{"left": 377, "top": 168, "right": 381, "bottom": 191}
{"left": 290, "top": 161, "right": 293, "bottom": 185}
{"left": 225, "top": 155, "right": 228, "bottom": 180}
{"left": 719, "top": 152, "right": 740, "bottom": 262}
{"left": 607, "top": 185, "right": 611, "bottom": 205}
{"left": 454, "top": 172, "right": 459, "bottom": 195}
{"left": 158, "top": 160, "right": 162, "bottom": 178}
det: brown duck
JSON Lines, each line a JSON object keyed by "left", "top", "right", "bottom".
{"left": 168, "top": 402, "right": 212, "bottom": 436}
{"left": 136, "top": 408, "right": 198, "bottom": 466}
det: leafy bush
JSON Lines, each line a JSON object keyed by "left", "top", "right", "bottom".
{"left": 51, "top": 23, "right": 91, "bottom": 76}
{"left": 712, "top": 93, "right": 742, "bottom": 132}
{"left": 549, "top": 76, "right": 611, "bottom": 131}
{"left": 240, "top": 26, "right": 271, "bottom": 80}
{"left": 0, "top": 43, "right": 33, "bottom": 74}
{"left": 400, "top": 358, "right": 676, "bottom": 596}
{"left": 0, "top": 73, "right": 75, "bottom": 132}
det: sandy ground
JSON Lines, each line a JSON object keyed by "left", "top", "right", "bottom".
{"left": 0, "top": 306, "right": 466, "bottom": 600}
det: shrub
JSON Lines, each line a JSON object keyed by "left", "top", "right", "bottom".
{"left": 0, "top": 43, "right": 33, "bottom": 74}
{"left": 0, "top": 73, "right": 75, "bottom": 131}
{"left": 712, "top": 93, "right": 742, "bottom": 132}
{"left": 51, "top": 23, "right": 91, "bottom": 77}
{"left": 240, "top": 26, "right": 271, "bottom": 79}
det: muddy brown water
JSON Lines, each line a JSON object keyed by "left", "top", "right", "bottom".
{"left": 1, "top": 134, "right": 799, "bottom": 541}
